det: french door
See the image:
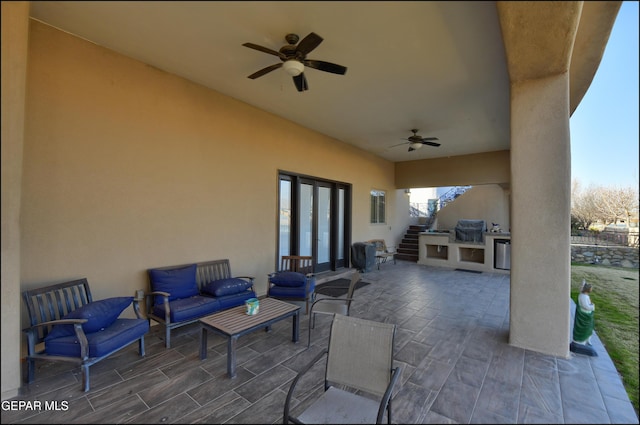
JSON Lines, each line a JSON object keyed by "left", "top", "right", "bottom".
{"left": 278, "top": 172, "right": 351, "bottom": 273}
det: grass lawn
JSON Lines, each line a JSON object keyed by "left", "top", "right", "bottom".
{"left": 571, "top": 264, "right": 639, "bottom": 417}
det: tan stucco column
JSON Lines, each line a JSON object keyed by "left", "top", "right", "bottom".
{"left": 509, "top": 74, "right": 571, "bottom": 357}
{"left": 1, "top": 1, "right": 30, "bottom": 400}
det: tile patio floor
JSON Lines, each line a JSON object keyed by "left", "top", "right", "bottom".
{"left": 2, "top": 261, "right": 638, "bottom": 424}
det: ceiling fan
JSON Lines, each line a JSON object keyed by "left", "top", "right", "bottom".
{"left": 391, "top": 129, "right": 441, "bottom": 152}
{"left": 242, "top": 32, "right": 347, "bottom": 92}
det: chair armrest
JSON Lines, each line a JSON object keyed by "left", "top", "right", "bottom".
{"left": 234, "top": 276, "right": 255, "bottom": 282}
{"left": 132, "top": 299, "right": 143, "bottom": 319}
{"left": 284, "top": 348, "right": 328, "bottom": 421}
{"left": 311, "top": 296, "right": 354, "bottom": 306}
{"left": 311, "top": 285, "right": 349, "bottom": 293}
{"left": 376, "top": 364, "right": 404, "bottom": 423}
{"left": 22, "top": 319, "right": 90, "bottom": 359}
{"left": 145, "top": 291, "right": 171, "bottom": 322}
{"left": 22, "top": 318, "right": 88, "bottom": 333}
{"left": 146, "top": 290, "right": 170, "bottom": 298}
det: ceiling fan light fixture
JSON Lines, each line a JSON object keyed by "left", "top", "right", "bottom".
{"left": 282, "top": 60, "right": 304, "bottom": 76}
{"left": 410, "top": 142, "right": 424, "bottom": 150}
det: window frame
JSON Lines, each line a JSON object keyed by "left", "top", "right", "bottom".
{"left": 370, "top": 189, "right": 386, "bottom": 224}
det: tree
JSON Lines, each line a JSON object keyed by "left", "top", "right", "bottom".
{"left": 571, "top": 180, "right": 600, "bottom": 230}
{"left": 571, "top": 180, "right": 640, "bottom": 230}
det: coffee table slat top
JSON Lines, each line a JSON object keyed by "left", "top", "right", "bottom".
{"left": 199, "top": 297, "right": 299, "bottom": 335}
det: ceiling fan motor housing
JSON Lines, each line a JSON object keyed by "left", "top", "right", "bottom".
{"left": 285, "top": 33, "right": 299, "bottom": 44}
{"left": 279, "top": 45, "right": 298, "bottom": 60}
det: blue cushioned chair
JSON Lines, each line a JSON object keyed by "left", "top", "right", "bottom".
{"left": 22, "top": 278, "right": 148, "bottom": 392}
{"left": 268, "top": 255, "right": 316, "bottom": 314}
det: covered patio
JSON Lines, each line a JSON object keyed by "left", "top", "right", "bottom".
{"left": 2, "top": 1, "right": 627, "bottom": 409}
{"left": 2, "top": 263, "right": 636, "bottom": 424}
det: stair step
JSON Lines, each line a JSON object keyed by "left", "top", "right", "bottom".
{"left": 395, "top": 253, "right": 418, "bottom": 262}
{"left": 395, "top": 224, "right": 426, "bottom": 263}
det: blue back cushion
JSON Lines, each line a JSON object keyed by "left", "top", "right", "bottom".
{"left": 149, "top": 264, "right": 199, "bottom": 305}
{"left": 45, "top": 297, "right": 133, "bottom": 340}
{"left": 269, "top": 271, "right": 306, "bottom": 287}
{"left": 202, "top": 278, "right": 252, "bottom": 297}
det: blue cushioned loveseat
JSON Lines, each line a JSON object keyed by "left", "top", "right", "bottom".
{"left": 146, "top": 259, "right": 256, "bottom": 348}
{"left": 22, "top": 278, "right": 149, "bottom": 392}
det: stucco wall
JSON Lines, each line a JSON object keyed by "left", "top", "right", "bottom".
{"left": 434, "top": 184, "right": 510, "bottom": 231}
{"left": 20, "top": 20, "right": 404, "bottom": 326}
{"left": 1, "top": 0, "right": 30, "bottom": 401}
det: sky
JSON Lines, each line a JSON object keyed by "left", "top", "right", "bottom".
{"left": 569, "top": 1, "right": 639, "bottom": 189}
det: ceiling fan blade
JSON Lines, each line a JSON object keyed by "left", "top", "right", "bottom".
{"left": 408, "top": 146, "right": 415, "bottom": 152}
{"left": 304, "top": 60, "right": 347, "bottom": 75}
{"left": 242, "top": 42, "right": 286, "bottom": 60}
{"left": 293, "top": 73, "right": 308, "bottom": 92}
{"left": 296, "top": 32, "right": 323, "bottom": 55}
{"left": 422, "top": 141, "right": 441, "bottom": 147}
{"left": 421, "top": 137, "right": 439, "bottom": 141}
{"left": 389, "top": 142, "right": 409, "bottom": 148}
{"left": 247, "top": 63, "right": 283, "bottom": 79}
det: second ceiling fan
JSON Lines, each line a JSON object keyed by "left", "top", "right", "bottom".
{"left": 391, "top": 129, "right": 441, "bottom": 152}
{"left": 242, "top": 32, "right": 347, "bottom": 92}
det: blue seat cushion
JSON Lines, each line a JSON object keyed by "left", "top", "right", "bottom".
{"left": 45, "top": 318, "right": 149, "bottom": 358}
{"left": 45, "top": 297, "right": 134, "bottom": 340}
{"left": 149, "top": 264, "right": 199, "bottom": 305}
{"left": 269, "top": 271, "right": 307, "bottom": 287}
{"left": 269, "top": 277, "right": 315, "bottom": 298}
{"left": 202, "top": 278, "right": 253, "bottom": 297}
{"left": 152, "top": 295, "right": 221, "bottom": 323}
{"left": 216, "top": 290, "right": 256, "bottom": 310}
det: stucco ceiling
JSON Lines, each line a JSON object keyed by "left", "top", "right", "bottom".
{"left": 29, "top": 1, "right": 511, "bottom": 163}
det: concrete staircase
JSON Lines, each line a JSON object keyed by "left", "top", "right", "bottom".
{"left": 396, "top": 224, "right": 426, "bottom": 262}
{"left": 399, "top": 186, "right": 472, "bottom": 263}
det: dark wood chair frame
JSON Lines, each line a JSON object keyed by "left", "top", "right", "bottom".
{"left": 268, "top": 255, "right": 316, "bottom": 314}
{"left": 21, "top": 278, "right": 146, "bottom": 392}
{"left": 146, "top": 259, "right": 255, "bottom": 348}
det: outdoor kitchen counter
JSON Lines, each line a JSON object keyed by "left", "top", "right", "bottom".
{"left": 418, "top": 232, "right": 511, "bottom": 273}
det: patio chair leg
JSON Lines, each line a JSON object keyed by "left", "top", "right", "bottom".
{"left": 139, "top": 336, "right": 146, "bottom": 356}
{"left": 81, "top": 364, "right": 90, "bottom": 392}
{"left": 308, "top": 312, "right": 316, "bottom": 348}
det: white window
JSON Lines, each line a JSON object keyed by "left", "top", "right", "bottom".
{"left": 370, "top": 190, "right": 386, "bottom": 224}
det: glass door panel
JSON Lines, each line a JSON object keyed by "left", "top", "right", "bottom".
{"left": 279, "top": 179, "right": 292, "bottom": 264}
{"left": 317, "top": 184, "right": 331, "bottom": 271}
{"left": 338, "top": 188, "right": 345, "bottom": 261}
{"left": 299, "top": 182, "right": 313, "bottom": 257}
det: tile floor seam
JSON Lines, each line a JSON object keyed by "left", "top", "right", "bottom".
{"left": 467, "top": 335, "right": 493, "bottom": 424}
{"left": 515, "top": 346, "right": 526, "bottom": 423}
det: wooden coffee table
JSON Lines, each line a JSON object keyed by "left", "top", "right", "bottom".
{"left": 199, "top": 297, "right": 300, "bottom": 378}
